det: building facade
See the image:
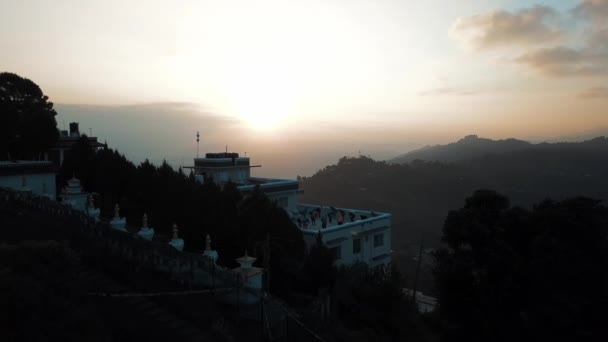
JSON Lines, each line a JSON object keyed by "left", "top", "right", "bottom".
{"left": 0, "top": 161, "right": 56, "bottom": 200}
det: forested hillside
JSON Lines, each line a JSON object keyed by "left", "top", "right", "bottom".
{"left": 300, "top": 136, "right": 608, "bottom": 251}
{"left": 390, "top": 135, "right": 532, "bottom": 164}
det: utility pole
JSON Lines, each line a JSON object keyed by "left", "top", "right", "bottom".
{"left": 264, "top": 233, "right": 271, "bottom": 293}
{"left": 413, "top": 234, "right": 424, "bottom": 302}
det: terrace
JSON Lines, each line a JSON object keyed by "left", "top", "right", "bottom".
{"left": 291, "top": 203, "right": 391, "bottom": 235}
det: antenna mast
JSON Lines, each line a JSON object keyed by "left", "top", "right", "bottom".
{"left": 196, "top": 131, "right": 200, "bottom": 158}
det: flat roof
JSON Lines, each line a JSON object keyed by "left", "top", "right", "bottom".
{"left": 0, "top": 161, "right": 55, "bottom": 176}
{"left": 293, "top": 203, "right": 391, "bottom": 234}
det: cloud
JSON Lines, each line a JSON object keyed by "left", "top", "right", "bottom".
{"left": 451, "top": 5, "right": 562, "bottom": 49}
{"left": 578, "top": 86, "right": 608, "bottom": 98}
{"left": 514, "top": 46, "right": 608, "bottom": 76}
{"left": 453, "top": 1, "right": 608, "bottom": 78}
{"left": 573, "top": 0, "right": 608, "bottom": 24}
{"left": 418, "top": 86, "right": 476, "bottom": 96}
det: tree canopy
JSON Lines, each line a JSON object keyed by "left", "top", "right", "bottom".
{"left": 0, "top": 72, "right": 58, "bottom": 160}
{"left": 434, "top": 190, "right": 608, "bottom": 341}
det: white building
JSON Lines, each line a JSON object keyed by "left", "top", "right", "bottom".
{"left": 187, "top": 152, "right": 392, "bottom": 270}
{"left": 0, "top": 161, "right": 56, "bottom": 200}
{"left": 294, "top": 204, "right": 392, "bottom": 270}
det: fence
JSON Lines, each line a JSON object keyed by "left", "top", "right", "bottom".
{"left": 0, "top": 187, "right": 238, "bottom": 291}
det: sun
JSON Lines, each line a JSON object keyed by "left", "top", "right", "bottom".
{"left": 231, "top": 84, "right": 291, "bottom": 131}
{"left": 223, "top": 62, "right": 296, "bottom": 132}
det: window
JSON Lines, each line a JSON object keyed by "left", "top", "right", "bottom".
{"left": 353, "top": 238, "right": 361, "bottom": 254}
{"left": 373, "top": 233, "right": 384, "bottom": 247}
{"left": 329, "top": 246, "right": 341, "bottom": 260}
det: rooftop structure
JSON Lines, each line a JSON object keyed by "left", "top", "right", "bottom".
{"left": 185, "top": 152, "right": 300, "bottom": 212}
{"left": 47, "top": 122, "right": 104, "bottom": 168}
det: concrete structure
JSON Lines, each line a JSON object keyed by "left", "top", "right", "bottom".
{"left": 137, "top": 213, "right": 155, "bottom": 241}
{"left": 0, "top": 161, "right": 56, "bottom": 200}
{"left": 86, "top": 194, "right": 100, "bottom": 222}
{"left": 61, "top": 175, "right": 89, "bottom": 211}
{"left": 403, "top": 288, "right": 437, "bottom": 313}
{"left": 185, "top": 152, "right": 300, "bottom": 212}
{"left": 47, "top": 122, "right": 104, "bottom": 168}
{"left": 110, "top": 203, "right": 127, "bottom": 231}
{"left": 233, "top": 250, "right": 264, "bottom": 304}
{"left": 187, "top": 151, "right": 392, "bottom": 270}
{"left": 294, "top": 204, "right": 392, "bottom": 270}
{"left": 168, "top": 223, "right": 184, "bottom": 251}
{"left": 202, "top": 234, "right": 219, "bottom": 264}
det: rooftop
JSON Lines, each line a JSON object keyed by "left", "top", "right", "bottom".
{"left": 291, "top": 203, "right": 391, "bottom": 233}
{"left": 0, "top": 160, "right": 55, "bottom": 176}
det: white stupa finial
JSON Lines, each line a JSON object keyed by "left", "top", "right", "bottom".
{"left": 142, "top": 213, "right": 148, "bottom": 228}
{"left": 114, "top": 203, "right": 120, "bottom": 218}
{"left": 172, "top": 223, "right": 179, "bottom": 240}
{"left": 205, "top": 234, "right": 212, "bottom": 251}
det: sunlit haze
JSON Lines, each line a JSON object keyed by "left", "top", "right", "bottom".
{"left": 2, "top": 0, "right": 607, "bottom": 177}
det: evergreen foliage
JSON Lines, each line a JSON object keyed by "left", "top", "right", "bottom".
{"left": 0, "top": 72, "right": 59, "bottom": 160}
{"left": 58, "top": 139, "right": 306, "bottom": 293}
{"left": 434, "top": 190, "right": 608, "bottom": 341}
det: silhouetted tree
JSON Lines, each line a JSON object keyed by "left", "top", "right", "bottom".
{"left": 0, "top": 72, "right": 58, "bottom": 160}
{"left": 300, "top": 232, "right": 335, "bottom": 294}
{"left": 434, "top": 190, "right": 608, "bottom": 341}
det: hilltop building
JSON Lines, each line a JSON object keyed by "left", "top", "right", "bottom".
{"left": 47, "top": 122, "right": 104, "bottom": 168}
{"left": 186, "top": 152, "right": 300, "bottom": 212}
{"left": 186, "top": 152, "right": 392, "bottom": 270}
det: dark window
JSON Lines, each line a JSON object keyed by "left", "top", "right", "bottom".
{"left": 353, "top": 238, "right": 361, "bottom": 254}
{"left": 373, "top": 233, "right": 384, "bottom": 247}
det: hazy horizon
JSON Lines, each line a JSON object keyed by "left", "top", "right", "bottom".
{"left": 3, "top": 0, "right": 608, "bottom": 177}
{"left": 55, "top": 102, "right": 608, "bottom": 178}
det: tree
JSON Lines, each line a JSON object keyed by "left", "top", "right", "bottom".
{"left": 300, "top": 232, "right": 335, "bottom": 294}
{"left": 434, "top": 190, "right": 608, "bottom": 341}
{"left": 0, "top": 72, "right": 58, "bottom": 160}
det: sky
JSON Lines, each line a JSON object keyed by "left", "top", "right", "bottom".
{"left": 1, "top": 0, "right": 607, "bottom": 177}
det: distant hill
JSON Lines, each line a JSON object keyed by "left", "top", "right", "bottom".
{"left": 390, "top": 134, "right": 532, "bottom": 163}
{"left": 300, "top": 135, "right": 608, "bottom": 250}
{"left": 300, "top": 136, "right": 608, "bottom": 293}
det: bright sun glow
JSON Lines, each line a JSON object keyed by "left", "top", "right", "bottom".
{"left": 226, "top": 67, "right": 295, "bottom": 131}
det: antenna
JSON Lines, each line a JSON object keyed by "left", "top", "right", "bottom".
{"left": 225, "top": 145, "right": 228, "bottom": 153}
{"left": 196, "top": 131, "right": 200, "bottom": 158}
{"left": 88, "top": 128, "right": 93, "bottom": 136}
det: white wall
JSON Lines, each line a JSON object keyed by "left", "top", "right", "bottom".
{"left": 302, "top": 215, "right": 392, "bottom": 269}
{"left": 0, "top": 173, "right": 56, "bottom": 200}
